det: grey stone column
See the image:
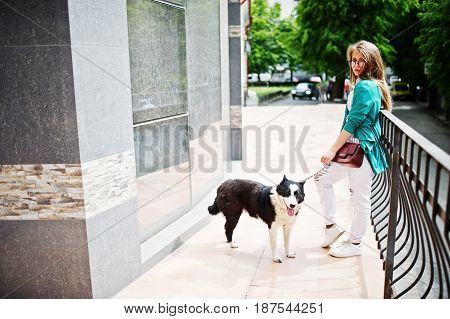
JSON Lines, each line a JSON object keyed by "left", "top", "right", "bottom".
{"left": 0, "top": 0, "right": 141, "bottom": 298}
{"left": 220, "top": 0, "right": 231, "bottom": 162}
{"left": 228, "top": 0, "right": 243, "bottom": 160}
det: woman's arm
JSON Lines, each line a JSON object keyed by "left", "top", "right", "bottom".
{"left": 320, "top": 81, "right": 374, "bottom": 165}
{"left": 320, "top": 130, "right": 352, "bottom": 164}
{"left": 342, "top": 83, "right": 373, "bottom": 134}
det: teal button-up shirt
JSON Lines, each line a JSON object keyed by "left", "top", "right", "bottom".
{"left": 341, "top": 79, "right": 389, "bottom": 175}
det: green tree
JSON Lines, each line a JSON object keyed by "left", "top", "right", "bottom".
{"left": 390, "top": 2, "right": 425, "bottom": 101}
{"left": 249, "top": 0, "right": 281, "bottom": 79}
{"left": 416, "top": 0, "right": 450, "bottom": 118}
{"left": 294, "top": 0, "right": 415, "bottom": 99}
{"left": 274, "top": 16, "right": 302, "bottom": 81}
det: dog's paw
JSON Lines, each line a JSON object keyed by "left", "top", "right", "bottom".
{"left": 286, "top": 251, "right": 296, "bottom": 258}
{"left": 229, "top": 241, "right": 239, "bottom": 249}
{"left": 273, "top": 257, "right": 282, "bottom": 263}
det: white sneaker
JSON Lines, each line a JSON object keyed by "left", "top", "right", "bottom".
{"left": 329, "top": 240, "right": 362, "bottom": 258}
{"left": 321, "top": 225, "right": 344, "bottom": 248}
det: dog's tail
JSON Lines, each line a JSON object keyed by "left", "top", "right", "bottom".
{"left": 208, "top": 197, "right": 220, "bottom": 215}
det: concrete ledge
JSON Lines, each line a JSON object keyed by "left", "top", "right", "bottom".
{"left": 259, "top": 90, "right": 290, "bottom": 105}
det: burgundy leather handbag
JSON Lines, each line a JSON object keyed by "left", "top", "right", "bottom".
{"left": 332, "top": 142, "right": 364, "bottom": 168}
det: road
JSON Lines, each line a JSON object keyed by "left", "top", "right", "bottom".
{"left": 264, "top": 95, "right": 449, "bottom": 154}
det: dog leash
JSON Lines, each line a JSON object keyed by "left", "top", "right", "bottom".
{"left": 300, "top": 164, "right": 331, "bottom": 183}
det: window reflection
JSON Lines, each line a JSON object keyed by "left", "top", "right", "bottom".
{"left": 127, "top": 0, "right": 190, "bottom": 240}
{"left": 128, "top": 0, "right": 187, "bottom": 120}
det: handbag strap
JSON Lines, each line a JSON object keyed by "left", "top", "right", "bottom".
{"left": 308, "top": 99, "right": 385, "bottom": 183}
{"left": 366, "top": 99, "right": 385, "bottom": 145}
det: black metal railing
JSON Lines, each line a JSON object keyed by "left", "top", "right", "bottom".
{"left": 371, "top": 110, "right": 449, "bottom": 299}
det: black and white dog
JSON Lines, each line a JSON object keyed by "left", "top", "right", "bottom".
{"left": 208, "top": 175, "right": 305, "bottom": 263}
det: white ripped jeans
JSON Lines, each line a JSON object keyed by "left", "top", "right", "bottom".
{"left": 315, "top": 155, "right": 374, "bottom": 242}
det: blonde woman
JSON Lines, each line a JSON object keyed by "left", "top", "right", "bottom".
{"left": 315, "top": 40, "right": 391, "bottom": 258}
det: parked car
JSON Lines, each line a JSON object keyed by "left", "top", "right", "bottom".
{"left": 248, "top": 73, "right": 271, "bottom": 83}
{"left": 291, "top": 82, "right": 320, "bottom": 100}
{"left": 390, "top": 81, "right": 410, "bottom": 100}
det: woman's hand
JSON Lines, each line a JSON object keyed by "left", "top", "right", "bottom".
{"left": 320, "top": 150, "right": 337, "bottom": 165}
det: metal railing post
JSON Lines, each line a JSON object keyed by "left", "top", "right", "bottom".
{"left": 384, "top": 126, "right": 401, "bottom": 298}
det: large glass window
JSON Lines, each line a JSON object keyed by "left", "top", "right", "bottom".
{"left": 128, "top": 0, "right": 187, "bottom": 122}
{"left": 127, "top": 0, "right": 190, "bottom": 241}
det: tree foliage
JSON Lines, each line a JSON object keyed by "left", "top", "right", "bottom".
{"left": 390, "top": 2, "right": 424, "bottom": 93}
{"left": 415, "top": 0, "right": 450, "bottom": 101}
{"left": 274, "top": 16, "right": 301, "bottom": 72}
{"left": 249, "top": 0, "right": 300, "bottom": 75}
{"left": 249, "top": 0, "right": 449, "bottom": 106}
{"left": 293, "top": 0, "right": 415, "bottom": 78}
{"left": 248, "top": 0, "right": 280, "bottom": 75}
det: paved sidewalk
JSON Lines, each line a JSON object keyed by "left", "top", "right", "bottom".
{"left": 114, "top": 104, "right": 385, "bottom": 299}
{"left": 392, "top": 101, "right": 449, "bottom": 153}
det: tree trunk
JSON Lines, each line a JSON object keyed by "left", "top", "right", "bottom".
{"left": 428, "top": 86, "right": 440, "bottom": 111}
{"left": 332, "top": 75, "right": 345, "bottom": 101}
{"left": 444, "top": 96, "right": 449, "bottom": 121}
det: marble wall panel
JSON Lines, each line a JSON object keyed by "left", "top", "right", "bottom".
{"left": 0, "top": 0, "right": 71, "bottom": 46}
{"left": 86, "top": 198, "right": 141, "bottom": 298}
{"left": 70, "top": 45, "right": 134, "bottom": 163}
{"left": 0, "top": 46, "right": 79, "bottom": 164}
{"left": 68, "top": 0, "right": 135, "bottom": 163}
{"left": 0, "top": 220, "right": 92, "bottom": 298}
{"left": 0, "top": 1, "right": 79, "bottom": 165}
{"left": 67, "top": 0, "right": 130, "bottom": 47}
{"left": 0, "top": 0, "right": 142, "bottom": 299}
{"left": 229, "top": 37, "right": 242, "bottom": 106}
{"left": 228, "top": 1, "right": 241, "bottom": 26}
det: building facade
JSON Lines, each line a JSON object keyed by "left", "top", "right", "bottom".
{"left": 0, "top": 0, "right": 249, "bottom": 298}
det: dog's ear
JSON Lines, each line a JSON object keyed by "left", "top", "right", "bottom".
{"left": 281, "top": 174, "right": 287, "bottom": 183}
{"left": 299, "top": 180, "right": 306, "bottom": 186}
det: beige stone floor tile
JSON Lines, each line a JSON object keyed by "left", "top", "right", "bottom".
{"left": 317, "top": 277, "right": 360, "bottom": 292}
{"left": 319, "top": 266, "right": 358, "bottom": 280}
{"left": 253, "top": 279, "right": 319, "bottom": 294}
{"left": 253, "top": 262, "right": 320, "bottom": 285}
{"left": 281, "top": 291, "right": 320, "bottom": 298}
{"left": 246, "top": 286, "right": 284, "bottom": 299}
{"left": 283, "top": 290, "right": 355, "bottom": 299}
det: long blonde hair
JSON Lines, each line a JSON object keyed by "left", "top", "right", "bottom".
{"left": 346, "top": 40, "right": 392, "bottom": 112}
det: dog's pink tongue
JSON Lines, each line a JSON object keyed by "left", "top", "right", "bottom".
{"left": 288, "top": 208, "right": 295, "bottom": 216}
